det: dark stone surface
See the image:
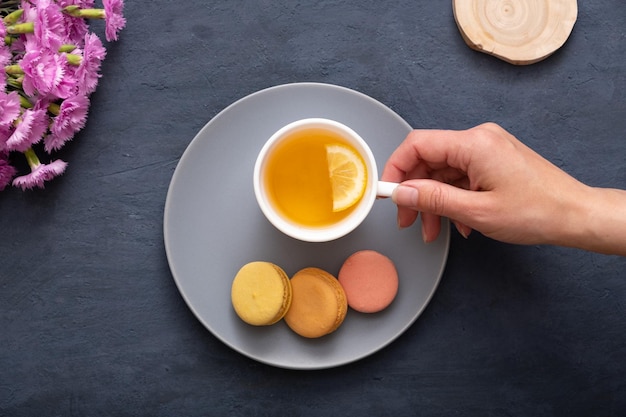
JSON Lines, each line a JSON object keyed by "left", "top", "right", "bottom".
{"left": 1, "top": 1, "right": 624, "bottom": 416}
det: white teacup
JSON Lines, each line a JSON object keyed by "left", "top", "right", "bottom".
{"left": 253, "top": 118, "right": 398, "bottom": 242}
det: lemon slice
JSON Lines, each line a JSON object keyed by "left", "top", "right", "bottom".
{"left": 326, "top": 144, "right": 366, "bottom": 212}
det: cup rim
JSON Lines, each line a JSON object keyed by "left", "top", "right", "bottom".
{"left": 253, "top": 118, "right": 378, "bottom": 242}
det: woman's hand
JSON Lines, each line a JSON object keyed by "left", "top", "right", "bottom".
{"left": 382, "top": 123, "right": 626, "bottom": 255}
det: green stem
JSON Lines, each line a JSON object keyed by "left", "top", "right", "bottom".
{"left": 5, "top": 64, "right": 23, "bottom": 75}
{"left": 63, "top": 6, "right": 105, "bottom": 19}
{"left": 48, "top": 102, "right": 60, "bottom": 116}
{"left": 6, "top": 76, "right": 22, "bottom": 89}
{"left": 59, "top": 44, "right": 77, "bottom": 53}
{"left": 62, "top": 5, "right": 81, "bottom": 17}
{"left": 3, "top": 9, "right": 23, "bottom": 25}
{"left": 19, "top": 95, "right": 32, "bottom": 109}
{"left": 66, "top": 53, "right": 82, "bottom": 66}
{"left": 6, "top": 22, "right": 34, "bottom": 35}
{"left": 24, "top": 148, "right": 41, "bottom": 170}
{"left": 80, "top": 8, "right": 106, "bottom": 19}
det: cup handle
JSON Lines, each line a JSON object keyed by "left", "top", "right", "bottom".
{"left": 376, "top": 181, "right": 399, "bottom": 198}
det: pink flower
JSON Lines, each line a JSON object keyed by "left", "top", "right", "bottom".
{"left": 71, "top": 33, "right": 106, "bottom": 95}
{"left": 0, "top": 125, "right": 12, "bottom": 150}
{"left": 64, "top": 16, "right": 90, "bottom": 44}
{"left": 0, "top": 22, "right": 8, "bottom": 86}
{"left": 103, "top": 0, "right": 126, "bottom": 42}
{"left": 33, "top": 0, "right": 68, "bottom": 51}
{"left": 0, "top": 91, "right": 21, "bottom": 126}
{"left": 20, "top": 41, "right": 76, "bottom": 99}
{"left": 0, "top": 44, "right": 11, "bottom": 89}
{"left": 19, "top": 2, "right": 38, "bottom": 24}
{"left": 58, "top": 0, "right": 96, "bottom": 7}
{"left": 57, "top": 0, "right": 93, "bottom": 43}
{"left": 7, "top": 36, "right": 26, "bottom": 57}
{"left": 4, "top": 108, "right": 49, "bottom": 152}
{"left": 45, "top": 95, "right": 90, "bottom": 152}
{"left": 0, "top": 151, "right": 17, "bottom": 190}
{"left": 0, "top": 0, "right": 125, "bottom": 192}
{"left": 12, "top": 155, "right": 67, "bottom": 190}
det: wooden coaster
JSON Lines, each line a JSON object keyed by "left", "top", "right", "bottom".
{"left": 453, "top": 0, "right": 578, "bottom": 65}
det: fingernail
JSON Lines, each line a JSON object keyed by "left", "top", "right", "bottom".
{"left": 392, "top": 185, "right": 419, "bottom": 208}
{"left": 422, "top": 226, "right": 430, "bottom": 243}
{"left": 453, "top": 221, "right": 468, "bottom": 239}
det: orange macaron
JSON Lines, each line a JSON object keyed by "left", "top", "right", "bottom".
{"left": 284, "top": 267, "right": 348, "bottom": 338}
{"left": 338, "top": 250, "right": 398, "bottom": 313}
{"left": 231, "top": 261, "right": 292, "bottom": 326}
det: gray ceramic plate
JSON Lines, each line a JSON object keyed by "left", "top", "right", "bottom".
{"left": 164, "top": 83, "right": 449, "bottom": 370}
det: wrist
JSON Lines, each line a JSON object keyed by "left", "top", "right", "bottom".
{"left": 560, "top": 186, "right": 626, "bottom": 255}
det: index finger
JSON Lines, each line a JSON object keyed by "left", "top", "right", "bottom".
{"left": 381, "top": 128, "right": 473, "bottom": 182}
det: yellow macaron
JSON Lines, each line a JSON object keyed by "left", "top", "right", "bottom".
{"left": 231, "top": 261, "right": 292, "bottom": 326}
{"left": 284, "top": 267, "right": 348, "bottom": 338}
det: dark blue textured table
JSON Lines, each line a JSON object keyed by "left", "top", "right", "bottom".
{"left": 1, "top": 1, "right": 625, "bottom": 416}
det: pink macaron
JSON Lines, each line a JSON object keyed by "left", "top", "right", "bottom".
{"left": 338, "top": 250, "right": 399, "bottom": 313}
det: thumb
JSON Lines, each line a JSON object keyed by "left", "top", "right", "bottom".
{"left": 391, "top": 179, "right": 480, "bottom": 222}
